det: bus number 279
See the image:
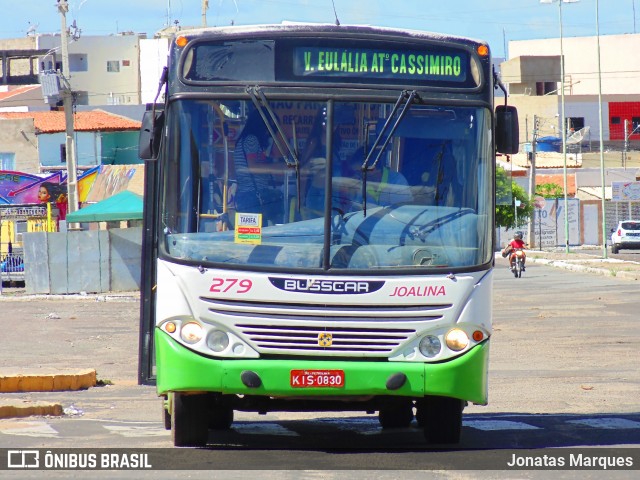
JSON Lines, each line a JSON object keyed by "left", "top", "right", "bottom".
{"left": 209, "top": 278, "right": 253, "bottom": 293}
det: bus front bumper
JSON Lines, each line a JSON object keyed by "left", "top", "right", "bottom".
{"left": 155, "top": 330, "right": 489, "bottom": 405}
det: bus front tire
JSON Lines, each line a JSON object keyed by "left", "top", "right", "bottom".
{"left": 418, "top": 395, "right": 464, "bottom": 445}
{"left": 171, "top": 392, "right": 209, "bottom": 447}
{"left": 209, "top": 406, "right": 234, "bottom": 430}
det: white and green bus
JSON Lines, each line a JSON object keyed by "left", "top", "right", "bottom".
{"left": 138, "top": 23, "right": 519, "bottom": 447}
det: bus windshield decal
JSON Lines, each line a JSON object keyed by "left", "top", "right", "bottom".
{"left": 293, "top": 47, "right": 468, "bottom": 83}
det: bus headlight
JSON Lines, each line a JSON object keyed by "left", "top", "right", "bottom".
{"left": 445, "top": 328, "right": 469, "bottom": 351}
{"left": 207, "top": 330, "right": 230, "bottom": 352}
{"left": 180, "top": 322, "right": 204, "bottom": 344}
{"left": 419, "top": 335, "right": 442, "bottom": 358}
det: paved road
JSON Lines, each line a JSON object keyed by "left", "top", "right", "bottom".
{"left": 1, "top": 259, "right": 639, "bottom": 475}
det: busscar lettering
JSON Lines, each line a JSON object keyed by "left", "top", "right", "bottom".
{"left": 300, "top": 48, "right": 462, "bottom": 79}
{"left": 284, "top": 279, "right": 370, "bottom": 293}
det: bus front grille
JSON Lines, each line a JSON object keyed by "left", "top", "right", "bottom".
{"left": 200, "top": 296, "right": 450, "bottom": 356}
{"left": 234, "top": 323, "right": 415, "bottom": 353}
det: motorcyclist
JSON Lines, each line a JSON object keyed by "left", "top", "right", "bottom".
{"left": 503, "top": 231, "right": 528, "bottom": 271}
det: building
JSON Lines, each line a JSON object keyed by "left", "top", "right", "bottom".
{"left": 0, "top": 110, "right": 141, "bottom": 172}
{"left": 499, "top": 33, "right": 640, "bottom": 248}
{"left": 503, "top": 33, "right": 640, "bottom": 148}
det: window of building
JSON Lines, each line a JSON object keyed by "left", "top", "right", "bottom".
{"left": 106, "top": 60, "right": 120, "bottom": 73}
{"left": 40, "top": 58, "right": 63, "bottom": 72}
{"left": 15, "top": 221, "right": 28, "bottom": 243}
{"left": 632, "top": 117, "right": 640, "bottom": 134}
{"left": 60, "top": 144, "right": 66, "bottom": 163}
{"left": 74, "top": 91, "right": 89, "bottom": 105}
{"left": 611, "top": 117, "right": 621, "bottom": 125}
{"left": 536, "top": 81, "right": 557, "bottom": 96}
{"left": 69, "top": 54, "right": 88, "bottom": 72}
{"left": 1, "top": 152, "right": 16, "bottom": 170}
{"left": 567, "top": 117, "right": 585, "bottom": 131}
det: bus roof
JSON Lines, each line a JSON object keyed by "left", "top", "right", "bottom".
{"left": 173, "top": 23, "right": 489, "bottom": 51}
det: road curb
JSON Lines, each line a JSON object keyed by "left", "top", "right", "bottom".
{"left": 0, "top": 369, "right": 97, "bottom": 393}
{"left": 0, "top": 401, "right": 64, "bottom": 419}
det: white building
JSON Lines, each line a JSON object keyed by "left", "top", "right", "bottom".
{"left": 504, "top": 33, "right": 640, "bottom": 146}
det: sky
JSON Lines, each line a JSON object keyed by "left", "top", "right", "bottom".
{"left": 0, "top": 0, "right": 637, "bottom": 59}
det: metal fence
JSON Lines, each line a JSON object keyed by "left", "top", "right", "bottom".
{"left": 1, "top": 252, "right": 24, "bottom": 282}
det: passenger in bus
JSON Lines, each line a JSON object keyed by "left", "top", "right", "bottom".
{"left": 200, "top": 160, "right": 223, "bottom": 214}
{"left": 300, "top": 111, "right": 349, "bottom": 218}
{"left": 233, "top": 109, "right": 284, "bottom": 225}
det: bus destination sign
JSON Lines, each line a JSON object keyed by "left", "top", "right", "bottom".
{"left": 293, "top": 46, "right": 468, "bottom": 83}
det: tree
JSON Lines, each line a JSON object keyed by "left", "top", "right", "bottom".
{"left": 536, "top": 182, "right": 564, "bottom": 198}
{"left": 495, "top": 166, "right": 534, "bottom": 230}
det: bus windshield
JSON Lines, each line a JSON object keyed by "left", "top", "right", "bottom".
{"left": 160, "top": 99, "right": 493, "bottom": 271}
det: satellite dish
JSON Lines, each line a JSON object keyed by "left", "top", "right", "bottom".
{"left": 26, "top": 22, "right": 39, "bottom": 36}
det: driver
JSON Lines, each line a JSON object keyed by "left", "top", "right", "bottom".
{"left": 504, "top": 231, "right": 528, "bottom": 271}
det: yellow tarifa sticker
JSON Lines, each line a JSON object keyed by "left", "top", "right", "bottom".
{"left": 234, "top": 212, "right": 262, "bottom": 244}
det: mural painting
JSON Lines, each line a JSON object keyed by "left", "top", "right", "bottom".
{"left": 0, "top": 169, "right": 100, "bottom": 256}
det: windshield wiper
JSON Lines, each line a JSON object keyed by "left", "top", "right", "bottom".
{"left": 360, "top": 90, "right": 418, "bottom": 216}
{"left": 410, "top": 209, "right": 473, "bottom": 242}
{"left": 247, "top": 86, "right": 301, "bottom": 210}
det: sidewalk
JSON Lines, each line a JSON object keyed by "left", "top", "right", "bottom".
{"left": 0, "top": 291, "right": 143, "bottom": 419}
{"left": 525, "top": 249, "right": 640, "bottom": 281}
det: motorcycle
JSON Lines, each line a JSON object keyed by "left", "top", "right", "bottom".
{"left": 509, "top": 248, "right": 526, "bottom": 278}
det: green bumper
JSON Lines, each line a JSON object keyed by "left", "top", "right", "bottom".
{"left": 155, "top": 329, "right": 490, "bottom": 404}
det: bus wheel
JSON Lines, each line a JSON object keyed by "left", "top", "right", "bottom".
{"left": 209, "top": 407, "right": 234, "bottom": 430}
{"left": 418, "top": 395, "right": 464, "bottom": 444}
{"left": 171, "top": 393, "right": 209, "bottom": 447}
{"left": 378, "top": 400, "right": 414, "bottom": 429}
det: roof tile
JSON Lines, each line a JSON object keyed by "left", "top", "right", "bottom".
{"left": 0, "top": 109, "right": 141, "bottom": 133}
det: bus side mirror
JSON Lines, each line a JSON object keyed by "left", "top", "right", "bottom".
{"left": 139, "top": 108, "right": 165, "bottom": 160}
{"left": 495, "top": 105, "right": 519, "bottom": 154}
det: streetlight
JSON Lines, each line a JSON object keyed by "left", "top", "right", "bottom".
{"left": 541, "top": 0, "right": 579, "bottom": 253}
{"left": 596, "top": 0, "right": 607, "bottom": 258}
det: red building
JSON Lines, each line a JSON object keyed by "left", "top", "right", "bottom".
{"left": 608, "top": 102, "right": 640, "bottom": 141}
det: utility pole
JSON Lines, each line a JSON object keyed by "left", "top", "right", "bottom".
{"left": 527, "top": 115, "right": 538, "bottom": 248}
{"left": 202, "top": 0, "right": 209, "bottom": 27}
{"left": 57, "top": 0, "right": 79, "bottom": 219}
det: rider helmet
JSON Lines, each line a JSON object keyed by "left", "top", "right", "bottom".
{"left": 513, "top": 231, "right": 523, "bottom": 240}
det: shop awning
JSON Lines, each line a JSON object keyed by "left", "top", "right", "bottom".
{"left": 65, "top": 190, "right": 143, "bottom": 223}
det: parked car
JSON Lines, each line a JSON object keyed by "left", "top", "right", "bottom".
{"left": 610, "top": 220, "right": 640, "bottom": 254}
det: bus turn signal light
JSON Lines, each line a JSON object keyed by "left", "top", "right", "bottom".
{"left": 472, "top": 330, "right": 484, "bottom": 342}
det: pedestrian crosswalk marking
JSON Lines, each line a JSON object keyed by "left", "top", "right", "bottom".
{"left": 1, "top": 415, "right": 639, "bottom": 440}
{"left": 103, "top": 425, "right": 169, "bottom": 437}
{"left": 464, "top": 419, "right": 540, "bottom": 431}
{"left": 0, "top": 420, "right": 59, "bottom": 438}
{"left": 566, "top": 418, "right": 640, "bottom": 430}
